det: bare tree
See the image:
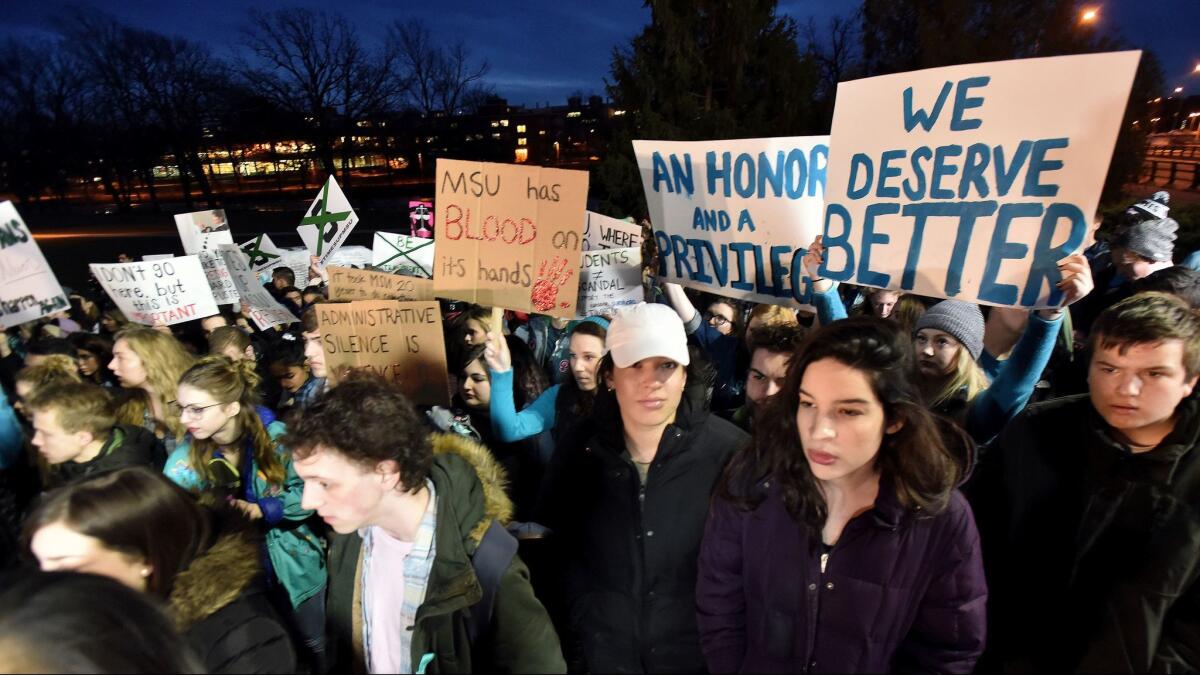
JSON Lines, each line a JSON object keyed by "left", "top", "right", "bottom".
{"left": 240, "top": 8, "right": 400, "bottom": 186}
{"left": 389, "top": 19, "right": 490, "bottom": 116}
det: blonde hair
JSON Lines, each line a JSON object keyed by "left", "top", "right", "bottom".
{"left": 16, "top": 355, "right": 83, "bottom": 392}
{"left": 26, "top": 382, "right": 115, "bottom": 437}
{"left": 925, "top": 345, "right": 990, "bottom": 411}
{"left": 747, "top": 303, "right": 798, "bottom": 329}
{"left": 113, "top": 328, "right": 195, "bottom": 439}
{"left": 179, "top": 356, "right": 285, "bottom": 487}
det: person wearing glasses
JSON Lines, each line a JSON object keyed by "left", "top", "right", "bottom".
{"left": 662, "top": 283, "right": 747, "bottom": 414}
{"left": 163, "top": 355, "right": 328, "bottom": 674}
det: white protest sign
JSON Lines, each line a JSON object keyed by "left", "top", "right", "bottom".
{"left": 0, "top": 201, "right": 68, "bottom": 325}
{"left": 633, "top": 136, "right": 829, "bottom": 307}
{"left": 821, "top": 51, "right": 1140, "bottom": 309}
{"left": 216, "top": 245, "right": 298, "bottom": 330}
{"left": 298, "top": 175, "right": 358, "bottom": 265}
{"left": 175, "top": 210, "right": 238, "bottom": 304}
{"left": 583, "top": 211, "right": 642, "bottom": 251}
{"left": 175, "top": 209, "right": 234, "bottom": 254}
{"left": 239, "top": 233, "right": 284, "bottom": 273}
{"left": 142, "top": 254, "right": 174, "bottom": 261}
{"left": 90, "top": 256, "right": 218, "bottom": 326}
{"left": 577, "top": 247, "right": 643, "bottom": 318}
{"left": 373, "top": 232, "right": 435, "bottom": 278}
{"left": 326, "top": 245, "right": 374, "bottom": 270}
{"left": 278, "top": 249, "right": 311, "bottom": 289}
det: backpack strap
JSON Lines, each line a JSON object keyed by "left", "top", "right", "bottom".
{"left": 466, "top": 519, "right": 519, "bottom": 645}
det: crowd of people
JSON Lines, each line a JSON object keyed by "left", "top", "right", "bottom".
{"left": 1, "top": 189, "right": 1199, "bottom": 674}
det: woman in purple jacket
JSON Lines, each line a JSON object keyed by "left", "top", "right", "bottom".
{"left": 696, "top": 317, "right": 987, "bottom": 674}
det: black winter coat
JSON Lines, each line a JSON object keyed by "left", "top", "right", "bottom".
{"left": 968, "top": 394, "right": 1200, "bottom": 672}
{"left": 46, "top": 424, "right": 160, "bottom": 489}
{"left": 169, "top": 511, "right": 297, "bottom": 674}
{"left": 541, "top": 394, "right": 748, "bottom": 674}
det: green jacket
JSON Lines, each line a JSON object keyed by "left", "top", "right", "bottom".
{"left": 165, "top": 420, "right": 327, "bottom": 609}
{"left": 327, "top": 433, "right": 565, "bottom": 674}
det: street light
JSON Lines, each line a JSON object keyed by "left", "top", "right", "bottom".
{"left": 1175, "top": 87, "right": 1184, "bottom": 94}
{"left": 1080, "top": 7, "right": 1099, "bottom": 24}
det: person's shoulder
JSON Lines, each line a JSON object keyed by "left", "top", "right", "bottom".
{"left": 1012, "top": 393, "right": 1091, "bottom": 428}
{"left": 699, "top": 412, "right": 750, "bottom": 445}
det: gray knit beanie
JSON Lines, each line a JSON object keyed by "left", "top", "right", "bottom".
{"left": 1113, "top": 217, "right": 1178, "bottom": 263}
{"left": 914, "top": 300, "right": 985, "bottom": 361}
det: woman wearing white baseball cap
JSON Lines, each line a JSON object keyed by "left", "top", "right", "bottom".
{"left": 539, "top": 302, "right": 748, "bottom": 673}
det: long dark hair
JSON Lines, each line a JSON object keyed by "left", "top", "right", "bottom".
{"left": 720, "top": 317, "right": 962, "bottom": 533}
{"left": 23, "top": 467, "right": 212, "bottom": 599}
{"left": 555, "top": 320, "right": 609, "bottom": 420}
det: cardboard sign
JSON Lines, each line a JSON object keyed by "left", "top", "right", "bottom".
{"left": 409, "top": 200, "right": 434, "bottom": 238}
{"left": 434, "top": 159, "right": 588, "bottom": 317}
{"left": 577, "top": 247, "right": 643, "bottom": 318}
{"left": 298, "top": 175, "right": 358, "bottom": 265}
{"left": 633, "top": 136, "right": 829, "bottom": 307}
{"left": 216, "top": 245, "right": 298, "bottom": 330}
{"left": 315, "top": 300, "right": 449, "bottom": 406}
{"left": 327, "top": 266, "right": 434, "bottom": 302}
{"left": 90, "top": 256, "right": 218, "bottom": 326}
{"left": 821, "top": 51, "right": 1140, "bottom": 308}
{"left": 0, "top": 201, "right": 68, "bottom": 325}
{"left": 239, "top": 233, "right": 283, "bottom": 273}
{"left": 583, "top": 211, "right": 642, "bottom": 251}
{"left": 373, "top": 232, "right": 435, "bottom": 278}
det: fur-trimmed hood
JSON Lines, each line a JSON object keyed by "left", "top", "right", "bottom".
{"left": 167, "top": 509, "right": 264, "bottom": 631}
{"left": 429, "top": 431, "right": 513, "bottom": 547}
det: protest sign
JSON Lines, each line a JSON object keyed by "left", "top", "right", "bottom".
{"left": 373, "top": 232, "right": 435, "bottom": 278}
{"left": 434, "top": 159, "right": 588, "bottom": 317}
{"left": 577, "top": 247, "right": 643, "bottom": 318}
{"left": 315, "top": 300, "right": 449, "bottom": 406}
{"left": 216, "top": 245, "right": 297, "bottom": 330}
{"left": 326, "top": 245, "right": 374, "bottom": 270}
{"left": 409, "top": 200, "right": 434, "bottom": 238}
{"left": 263, "top": 249, "right": 311, "bottom": 290}
{"left": 175, "top": 209, "right": 233, "bottom": 254}
{"left": 142, "top": 254, "right": 174, "bottom": 261}
{"left": 821, "top": 51, "right": 1140, "bottom": 309}
{"left": 298, "top": 175, "right": 358, "bottom": 265}
{"left": 176, "top": 210, "right": 238, "bottom": 304}
{"left": 0, "top": 201, "right": 68, "bottom": 325}
{"left": 327, "top": 266, "right": 434, "bottom": 302}
{"left": 90, "top": 256, "right": 218, "bottom": 326}
{"left": 583, "top": 211, "right": 642, "bottom": 251}
{"left": 633, "top": 136, "right": 829, "bottom": 307}
{"left": 239, "top": 233, "right": 283, "bottom": 273}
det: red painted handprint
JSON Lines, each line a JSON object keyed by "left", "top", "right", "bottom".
{"left": 531, "top": 256, "right": 574, "bottom": 311}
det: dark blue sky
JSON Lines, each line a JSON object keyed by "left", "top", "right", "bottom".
{"left": 4, "top": 0, "right": 1197, "bottom": 106}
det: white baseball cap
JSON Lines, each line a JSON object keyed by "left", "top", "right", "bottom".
{"left": 606, "top": 303, "right": 690, "bottom": 368}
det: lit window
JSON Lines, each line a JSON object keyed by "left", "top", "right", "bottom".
{"left": 515, "top": 148, "right": 528, "bottom": 163}
{"left": 517, "top": 124, "right": 526, "bottom": 133}
{"left": 517, "top": 138, "right": 527, "bottom": 146}
{"left": 500, "top": 119, "right": 509, "bottom": 127}
{"left": 492, "top": 132, "right": 501, "bottom": 140}
{"left": 567, "top": 111, "right": 582, "bottom": 118}
{"left": 613, "top": 109, "right": 626, "bottom": 116}
{"left": 538, "top": 130, "right": 546, "bottom": 135}
{"left": 491, "top": 121, "right": 500, "bottom": 128}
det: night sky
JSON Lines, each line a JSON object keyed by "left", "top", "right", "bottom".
{"left": 3, "top": 0, "right": 1197, "bottom": 107}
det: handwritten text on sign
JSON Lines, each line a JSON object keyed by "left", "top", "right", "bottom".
{"left": 0, "top": 201, "right": 68, "bottom": 325}
{"left": 633, "top": 136, "right": 829, "bottom": 307}
{"left": 90, "top": 256, "right": 218, "bottom": 326}
{"left": 583, "top": 211, "right": 642, "bottom": 251}
{"left": 577, "top": 247, "right": 643, "bottom": 318}
{"left": 434, "top": 159, "right": 588, "bottom": 317}
{"left": 216, "top": 245, "right": 297, "bottom": 330}
{"left": 373, "top": 232, "right": 434, "bottom": 278}
{"left": 327, "top": 266, "right": 434, "bottom": 302}
{"left": 315, "top": 300, "right": 450, "bottom": 406}
{"left": 821, "top": 51, "right": 1140, "bottom": 308}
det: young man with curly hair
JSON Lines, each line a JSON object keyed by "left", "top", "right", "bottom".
{"left": 286, "top": 377, "right": 564, "bottom": 674}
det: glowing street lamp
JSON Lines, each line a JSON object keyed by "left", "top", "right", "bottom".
{"left": 1175, "top": 87, "right": 1184, "bottom": 94}
{"left": 1080, "top": 7, "right": 1099, "bottom": 24}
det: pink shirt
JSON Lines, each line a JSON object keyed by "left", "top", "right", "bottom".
{"left": 364, "top": 527, "right": 414, "bottom": 674}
